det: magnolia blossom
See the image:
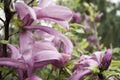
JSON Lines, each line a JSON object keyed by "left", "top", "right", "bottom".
{"left": 70, "top": 49, "right": 112, "bottom": 80}
{"left": 0, "top": 0, "right": 73, "bottom": 80}
{"left": 0, "top": 31, "right": 65, "bottom": 79}
{"left": 14, "top": 1, "right": 73, "bottom": 63}
{"left": 71, "top": 12, "right": 82, "bottom": 24}
{"left": 15, "top": 1, "right": 73, "bottom": 29}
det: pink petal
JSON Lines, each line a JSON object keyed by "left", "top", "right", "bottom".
{"left": 15, "top": 2, "right": 36, "bottom": 25}
{"left": 38, "top": 0, "right": 54, "bottom": 8}
{"left": 7, "top": 44, "right": 21, "bottom": 59}
{"left": 34, "top": 50, "right": 63, "bottom": 68}
{"left": 19, "top": 31, "right": 34, "bottom": 65}
{"left": 91, "top": 51, "right": 102, "bottom": 65}
{"left": 26, "top": 75, "right": 42, "bottom": 80}
{"left": 32, "top": 41, "right": 57, "bottom": 54}
{"left": 0, "top": 58, "right": 26, "bottom": 69}
{"left": 35, "top": 5, "right": 72, "bottom": 21}
{"left": 25, "top": 26, "right": 73, "bottom": 56}
{"left": 69, "top": 69, "right": 91, "bottom": 80}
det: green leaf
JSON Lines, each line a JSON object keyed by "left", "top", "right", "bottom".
{"left": 0, "top": 3, "right": 4, "bottom": 9}
{"left": 0, "top": 40, "right": 8, "bottom": 44}
{"left": 111, "top": 60, "right": 120, "bottom": 67}
{"left": 88, "top": 65, "right": 100, "bottom": 73}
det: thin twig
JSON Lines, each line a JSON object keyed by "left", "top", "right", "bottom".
{"left": 28, "top": 0, "right": 34, "bottom": 5}
{"left": 9, "top": 31, "right": 19, "bottom": 37}
{"left": 0, "top": 17, "right": 5, "bottom": 24}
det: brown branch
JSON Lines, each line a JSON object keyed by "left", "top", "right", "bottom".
{"left": 3, "top": 0, "right": 13, "bottom": 57}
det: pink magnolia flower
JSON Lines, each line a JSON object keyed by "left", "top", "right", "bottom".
{"left": 70, "top": 49, "right": 112, "bottom": 80}
{"left": 0, "top": 1, "right": 73, "bottom": 80}
{"left": 34, "top": 0, "right": 73, "bottom": 29}
{"left": 15, "top": 1, "right": 73, "bottom": 29}
{"left": 71, "top": 12, "right": 82, "bottom": 24}
{"left": 15, "top": 1, "right": 73, "bottom": 64}
{"left": 0, "top": 31, "right": 65, "bottom": 80}
{"left": 15, "top": 1, "right": 36, "bottom": 26}
{"left": 24, "top": 26, "right": 73, "bottom": 62}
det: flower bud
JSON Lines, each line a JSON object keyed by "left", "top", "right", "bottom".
{"left": 101, "top": 49, "right": 112, "bottom": 70}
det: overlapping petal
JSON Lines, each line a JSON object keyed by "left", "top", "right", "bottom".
{"left": 0, "top": 58, "right": 26, "bottom": 69}
{"left": 34, "top": 4, "right": 73, "bottom": 29}
{"left": 7, "top": 44, "right": 21, "bottom": 59}
{"left": 70, "top": 69, "right": 91, "bottom": 80}
{"left": 25, "top": 26, "right": 73, "bottom": 56}
{"left": 19, "top": 31, "right": 34, "bottom": 65}
{"left": 15, "top": 2, "right": 36, "bottom": 26}
{"left": 70, "top": 49, "right": 112, "bottom": 80}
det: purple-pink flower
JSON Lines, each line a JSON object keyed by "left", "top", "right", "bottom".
{"left": 70, "top": 49, "right": 112, "bottom": 80}
{"left": 0, "top": 1, "right": 74, "bottom": 80}
{"left": 71, "top": 12, "right": 82, "bottom": 24}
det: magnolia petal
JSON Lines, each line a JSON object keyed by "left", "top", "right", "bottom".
{"left": 0, "top": 58, "right": 26, "bottom": 69}
{"left": 19, "top": 31, "right": 34, "bottom": 66}
{"left": 69, "top": 69, "right": 91, "bottom": 80}
{"left": 25, "top": 26, "right": 73, "bottom": 56}
{"left": 38, "top": 0, "right": 54, "bottom": 8}
{"left": 15, "top": 2, "right": 36, "bottom": 25}
{"left": 34, "top": 50, "right": 63, "bottom": 67}
{"left": 32, "top": 41, "right": 57, "bottom": 54}
{"left": 19, "top": 31, "right": 34, "bottom": 54}
{"left": 38, "top": 18, "right": 70, "bottom": 29}
{"left": 79, "top": 55, "right": 91, "bottom": 61}
{"left": 35, "top": 5, "right": 72, "bottom": 21}
{"left": 101, "top": 49, "right": 112, "bottom": 70}
{"left": 91, "top": 51, "right": 102, "bottom": 65}
{"left": 80, "top": 59, "right": 99, "bottom": 67}
{"left": 7, "top": 44, "right": 21, "bottom": 59}
{"left": 26, "top": 75, "right": 42, "bottom": 80}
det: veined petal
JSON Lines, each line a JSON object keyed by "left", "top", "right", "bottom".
{"left": 26, "top": 75, "right": 42, "bottom": 80}
{"left": 91, "top": 51, "right": 102, "bottom": 65}
{"left": 19, "top": 31, "right": 34, "bottom": 65}
{"left": 0, "top": 58, "right": 26, "bottom": 69}
{"left": 25, "top": 26, "right": 73, "bottom": 56}
{"left": 34, "top": 50, "right": 63, "bottom": 68}
{"left": 69, "top": 69, "right": 91, "bottom": 80}
{"left": 32, "top": 41, "right": 57, "bottom": 54}
{"left": 80, "top": 59, "right": 99, "bottom": 67}
{"left": 19, "top": 31, "right": 34, "bottom": 54}
{"left": 38, "top": 0, "right": 54, "bottom": 8}
{"left": 15, "top": 2, "right": 36, "bottom": 25}
{"left": 7, "top": 44, "right": 21, "bottom": 59}
{"left": 101, "top": 49, "right": 112, "bottom": 70}
{"left": 35, "top": 5, "right": 72, "bottom": 21}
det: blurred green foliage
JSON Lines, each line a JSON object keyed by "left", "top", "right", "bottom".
{"left": 58, "top": 0, "right": 120, "bottom": 48}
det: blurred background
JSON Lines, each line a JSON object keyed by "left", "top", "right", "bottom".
{"left": 57, "top": 0, "right": 120, "bottom": 48}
